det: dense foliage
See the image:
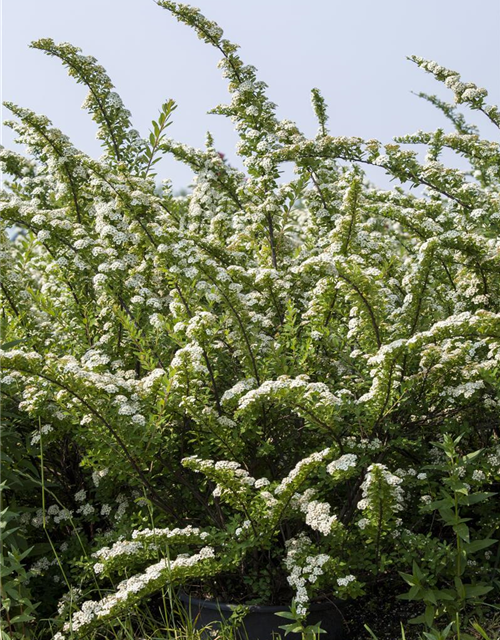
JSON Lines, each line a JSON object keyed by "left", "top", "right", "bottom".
{"left": 1, "top": 2, "right": 500, "bottom": 639}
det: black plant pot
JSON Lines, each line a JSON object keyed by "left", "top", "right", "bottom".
{"left": 179, "top": 592, "right": 347, "bottom": 640}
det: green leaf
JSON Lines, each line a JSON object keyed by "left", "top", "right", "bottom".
{"left": 413, "top": 561, "right": 425, "bottom": 581}
{"left": 9, "top": 613, "right": 35, "bottom": 624}
{"left": 461, "top": 492, "right": 496, "bottom": 505}
{"left": 464, "top": 538, "right": 497, "bottom": 553}
{"left": 454, "top": 576, "right": 465, "bottom": 599}
{"left": 399, "top": 571, "right": 417, "bottom": 587}
{"left": 453, "top": 522, "right": 470, "bottom": 542}
{"left": 464, "top": 584, "right": 493, "bottom": 599}
{"left": 438, "top": 507, "right": 456, "bottom": 525}
{"left": 457, "top": 548, "right": 468, "bottom": 575}
{"left": 274, "top": 611, "right": 296, "bottom": 620}
{"left": 449, "top": 480, "right": 469, "bottom": 494}
{"left": 307, "top": 624, "right": 326, "bottom": 635}
{"left": 409, "top": 585, "right": 421, "bottom": 599}
{"left": 279, "top": 624, "right": 303, "bottom": 634}
{"left": 472, "top": 620, "right": 493, "bottom": 640}
{"left": 423, "top": 589, "right": 438, "bottom": 606}
{"left": 1, "top": 338, "right": 27, "bottom": 350}
{"left": 424, "top": 604, "right": 435, "bottom": 627}
{"left": 435, "top": 589, "right": 455, "bottom": 601}
{"left": 364, "top": 625, "right": 379, "bottom": 640}
{"left": 464, "top": 449, "right": 483, "bottom": 462}
{"left": 2, "top": 584, "right": 20, "bottom": 600}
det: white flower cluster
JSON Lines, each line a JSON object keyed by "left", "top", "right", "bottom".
{"left": 170, "top": 341, "right": 208, "bottom": 385}
{"left": 183, "top": 456, "right": 257, "bottom": 498}
{"left": 30, "top": 555, "right": 57, "bottom": 577}
{"left": 93, "top": 540, "right": 143, "bottom": 564}
{"left": 29, "top": 504, "right": 74, "bottom": 528}
{"left": 472, "top": 469, "right": 485, "bottom": 481}
{"left": 237, "top": 375, "right": 340, "bottom": 412}
{"left": 57, "top": 587, "right": 83, "bottom": 616}
{"left": 63, "top": 547, "right": 216, "bottom": 636}
{"left": 74, "top": 489, "right": 87, "bottom": 502}
{"left": 254, "top": 477, "right": 270, "bottom": 489}
{"left": 30, "top": 423, "right": 53, "bottom": 445}
{"left": 274, "top": 448, "right": 330, "bottom": 496}
{"left": 337, "top": 574, "right": 356, "bottom": 587}
{"left": 92, "top": 467, "right": 109, "bottom": 487}
{"left": 327, "top": 453, "right": 358, "bottom": 475}
{"left": 114, "top": 494, "right": 129, "bottom": 521}
{"left": 235, "top": 519, "right": 252, "bottom": 537}
{"left": 410, "top": 57, "right": 490, "bottom": 108}
{"left": 91, "top": 525, "right": 210, "bottom": 576}
{"left": 131, "top": 524, "right": 208, "bottom": 541}
{"left": 284, "top": 534, "right": 330, "bottom": 616}
{"left": 292, "top": 489, "right": 338, "bottom": 536}
{"left": 220, "top": 377, "right": 257, "bottom": 404}
{"left": 304, "top": 500, "right": 337, "bottom": 536}
{"left": 357, "top": 464, "right": 404, "bottom": 517}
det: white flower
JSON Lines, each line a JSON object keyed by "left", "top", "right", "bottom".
{"left": 304, "top": 500, "right": 337, "bottom": 536}
{"left": 327, "top": 453, "right": 357, "bottom": 475}
{"left": 255, "top": 477, "right": 270, "bottom": 488}
{"left": 78, "top": 504, "right": 95, "bottom": 516}
{"left": 92, "top": 468, "right": 109, "bottom": 487}
{"left": 337, "top": 574, "right": 356, "bottom": 587}
{"left": 472, "top": 469, "right": 485, "bottom": 481}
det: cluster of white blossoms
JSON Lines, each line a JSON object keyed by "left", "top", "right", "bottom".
{"left": 30, "top": 423, "right": 53, "bottom": 445}
{"left": 114, "top": 494, "right": 129, "bottom": 521}
{"left": 284, "top": 534, "right": 330, "bottom": 616}
{"left": 91, "top": 525, "right": 211, "bottom": 575}
{"left": 274, "top": 448, "right": 331, "bottom": 496}
{"left": 60, "top": 547, "right": 217, "bottom": 637}
{"left": 30, "top": 555, "right": 58, "bottom": 578}
{"left": 92, "top": 467, "right": 109, "bottom": 487}
{"left": 291, "top": 489, "right": 338, "bottom": 536}
{"left": 254, "top": 477, "right": 270, "bottom": 489}
{"left": 327, "top": 453, "right": 358, "bottom": 476}
{"left": 182, "top": 456, "right": 257, "bottom": 507}
{"left": 357, "top": 464, "right": 405, "bottom": 523}
{"left": 337, "top": 574, "right": 356, "bottom": 587}
{"left": 131, "top": 525, "right": 209, "bottom": 541}
{"left": 235, "top": 519, "right": 252, "bottom": 538}
{"left": 472, "top": 469, "right": 486, "bottom": 482}
{"left": 93, "top": 540, "right": 143, "bottom": 566}
{"left": 303, "top": 500, "right": 338, "bottom": 536}
{"left": 220, "top": 378, "right": 257, "bottom": 404}
{"left": 237, "top": 375, "right": 341, "bottom": 413}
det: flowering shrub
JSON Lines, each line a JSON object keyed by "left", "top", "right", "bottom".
{"left": 1, "top": 2, "right": 500, "bottom": 639}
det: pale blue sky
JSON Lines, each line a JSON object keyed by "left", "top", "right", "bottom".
{"left": 3, "top": 0, "right": 500, "bottom": 190}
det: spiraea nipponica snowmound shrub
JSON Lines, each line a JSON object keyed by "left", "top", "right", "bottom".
{"left": 1, "top": 2, "right": 500, "bottom": 638}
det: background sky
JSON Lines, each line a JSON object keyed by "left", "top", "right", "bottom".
{"left": 3, "top": 0, "right": 500, "bottom": 191}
